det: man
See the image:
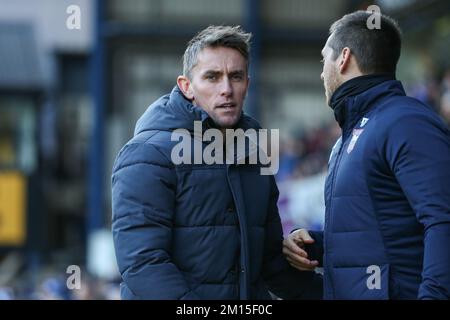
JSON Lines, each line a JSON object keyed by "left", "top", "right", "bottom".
{"left": 112, "top": 25, "right": 322, "bottom": 300}
{"left": 283, "top": 11, "right": 450, "bottom": 299}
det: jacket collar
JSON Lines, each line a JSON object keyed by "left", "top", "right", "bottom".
{"left": 330, "top": 74, "right": 404, "bottom": 130}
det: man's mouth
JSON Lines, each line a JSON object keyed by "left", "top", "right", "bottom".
{"left": 216, "top": 102, "right": 236, "bottom": 110}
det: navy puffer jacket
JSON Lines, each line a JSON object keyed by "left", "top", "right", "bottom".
{"left": 308, "top": 79, "right": 450, "bottom": 299}
{"left": 112, "top": 86, "right": 322, "bottom": 300}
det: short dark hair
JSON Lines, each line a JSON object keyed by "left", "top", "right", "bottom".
{"left": 183, "top": 25, "right": 252, "bottom": 79}
{"left": 328, "top": 10, "right": 402, "bottom": 74}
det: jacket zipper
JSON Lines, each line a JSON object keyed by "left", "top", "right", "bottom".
{"left": 324, "top": 125, "right": 352, "bottom": 298}
{"left": 226, "top": 164, "right": 250, "bottom": 300}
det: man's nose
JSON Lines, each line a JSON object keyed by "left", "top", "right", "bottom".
{"left": 220, "top": 77, "right": 233, "bottom": 96}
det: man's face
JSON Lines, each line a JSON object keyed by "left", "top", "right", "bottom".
{"left": 320, "top": 35, "right": 341, "bottom": 105}
{"left": 185, "top": 46, "right": 249, "bottom": 128}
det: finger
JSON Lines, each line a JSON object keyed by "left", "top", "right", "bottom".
{"left": 298, "top": 229, "right": 315, "bottom": 244}
{"left": 288, "top": 253, "right": 316, "bottom": 267}
{"left": 284, "top": 237, "right": 308, "bottom": 254}
{"left": 290, "top": 229, "right": 313, "bottom": 245}
{"left": 286, "top": 256, "right": 316, "bottom": 271}
{"left": 310, "top": 260, "right": 319, "bottom": 266}
{"left": 283, "top": 241, "right": 308, "bottom": 258}
{"left": 292, "top": 237, "right": 304, "bottom": 246}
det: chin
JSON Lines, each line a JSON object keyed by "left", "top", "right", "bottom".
{"left": 216, "top": 116, "right": 240, "bottom": 129}
{"left": 218, "top": 121, "right": 238, "bottom": 129}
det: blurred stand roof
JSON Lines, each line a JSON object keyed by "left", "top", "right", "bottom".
{"left": 375, "top": 0, "right": 450, "bottom": 29}
{"left": 0, "top": 23, "right": 43, "bottom": 94}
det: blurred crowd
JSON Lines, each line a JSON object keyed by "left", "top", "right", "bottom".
{"left": 276, "top": 120, "right": 340, "bottom": 235}
{"left": 0, "top": 272, "right": 120, "bottom": 300}
{"left": 409, "top": 68, "right": 450, "bottom": 126}
{"left": 277, "top": 122, "right": 341, "bottom": 183}
{"left": 0, "top": 253, "right": 120, "bottom": 300}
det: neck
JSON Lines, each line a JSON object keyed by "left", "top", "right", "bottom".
{"left": 340, "top": 71, "right": 364, "bottom": 86}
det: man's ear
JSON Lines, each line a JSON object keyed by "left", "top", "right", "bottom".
{"left": 177, "top": 75, "right": 194, "bottom": 100}
{"left": 338, "top": 47, "right": 352, "bottom": 74}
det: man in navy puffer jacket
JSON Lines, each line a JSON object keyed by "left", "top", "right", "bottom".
{"left": 283, "top": 11, "right": 450, "bottom": 299}
{"left": 112, "top": 25, "right": 322, "bottom": 300}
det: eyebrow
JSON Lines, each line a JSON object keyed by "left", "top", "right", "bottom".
{"left": 229, "top": 70, "right": 245, "bottom": 77}
{"left": 202, "top": 69, "right": 246, "bottom": 77}
{"left": 202, "top": 70, "right": 222, "bottom": 77}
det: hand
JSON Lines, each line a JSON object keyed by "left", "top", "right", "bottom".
{"left": 283, "top": 229, "right": 319, "bottom": 271}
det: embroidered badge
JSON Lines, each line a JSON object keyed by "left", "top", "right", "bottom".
{"left": 360, "top": 117, "right": 369, "bottom": 127}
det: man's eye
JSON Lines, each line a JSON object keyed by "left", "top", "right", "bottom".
{"left": 320, "top": 59, "right": 324, "bottom": 64}
{"left": 231, "top": 74, "right": 244, "bottom": 81}
{"left": 206, "top": 75, "right": 217, "bottom": 80}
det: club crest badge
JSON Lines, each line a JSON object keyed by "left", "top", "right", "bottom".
{"left": 360, "top": 117, "right": 369, "bottom": 127}
{"left": 347, "top": 129, "right": 364, "bottom": 154}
